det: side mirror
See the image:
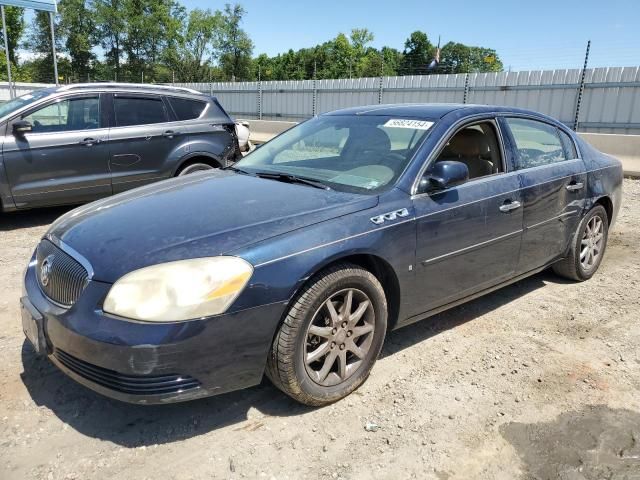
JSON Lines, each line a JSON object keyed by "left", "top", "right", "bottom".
{"left": 13, "top": 120, "right": 32, "bottom": 135}
{"left": 418, "top": 160, "right": 469, "bottom": 193}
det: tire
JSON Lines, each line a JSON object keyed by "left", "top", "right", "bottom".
{"left": 552, "top": 205, "right": 609, "bottom": 281}
{"left": 266, "top": 263, "right": 388, "bottom": 406}
{"left": 176, "top": 162, "right": 216, "bottom": 176}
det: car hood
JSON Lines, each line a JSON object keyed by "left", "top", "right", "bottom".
{"left": 47, "top": 170, "right": 378, "bottom": 282}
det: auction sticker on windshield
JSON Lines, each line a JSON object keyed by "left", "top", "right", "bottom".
{"left": 383, "top": 119, "right": 434, "bottom": 130}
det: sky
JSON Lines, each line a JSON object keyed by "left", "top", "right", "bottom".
{"left": 181, "top": 0, "right": 640, "bottom": 71}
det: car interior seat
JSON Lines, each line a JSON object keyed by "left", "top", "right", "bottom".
{"left": 438, "top": 129, "right": 496, "bottom": 179}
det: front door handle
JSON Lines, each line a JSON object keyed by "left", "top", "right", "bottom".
{"left": 79, "top": 137, "right": 100, "bottom": 146}
{"left": 499, "top": 200, "right": 521, "bottom": 213}
{"left": 162, "top": 130, "right": 180, "bottom": 138}
{"left": 566, "top": 182, "right": 584, "bottom": 192}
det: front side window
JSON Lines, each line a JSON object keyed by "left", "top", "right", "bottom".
{"left": 505, "top": 118, "right": 566, "bottom": 170}
{"left": 434, "top": 121, "right": 503, "bottom": 180}
{"left": 22, "top": 96, "right": 100, "bottom": 133}
{"left": 114, "top": 96, "right": 168, "bottom": 127}
{"left": 237, "top": 115, "right": 434, "bottom": 193}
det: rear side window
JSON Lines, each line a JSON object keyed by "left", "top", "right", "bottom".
{"left": 114, "top": 96, "right": 168, "bottom": 127}
{"left": 558, "top": 129, "right": 578, "bottom": 159}
{"left": 505, "top": 118, "right": 566, "bottom": 170}
{"left": 168, "top": 97, "right": 207, "bottom": 120}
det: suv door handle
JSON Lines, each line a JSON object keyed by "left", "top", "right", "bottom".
{"left": 499, "top": 200, "right": 521, "bottom": 213}
{"left": 79, "top": 137, "right": 100, "bottom": 146}
{"left": 566, "top": 181, "right": 584, "bottom": 192}
{"left": 162, "top": 130, "right": 180, "bottom": 138}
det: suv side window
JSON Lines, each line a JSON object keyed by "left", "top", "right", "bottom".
{"left": 505, "top": 118, "right": 566, "bottom": 170}
{"left": 168, "top": 97, "right": 207, "bottom": 120}
{"left": 113, "top": 96, "right": 168, "bottom": 127}
{"left": 22, "top": 96, "right": 100, "bottom": 133}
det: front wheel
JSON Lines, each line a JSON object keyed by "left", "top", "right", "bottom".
{"left": 266, "top": 264, "right": 387, "bottom": 406}
{"left": 553, "top": 205, "right": 609, "bottom": 281}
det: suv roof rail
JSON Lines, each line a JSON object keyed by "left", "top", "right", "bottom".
{"left": 57, "top": 83, "right": 204, "bottom": 95}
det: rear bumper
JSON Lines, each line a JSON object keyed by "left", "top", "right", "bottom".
{"left": 23, "top": 260, "right": 286, "bottom": 404}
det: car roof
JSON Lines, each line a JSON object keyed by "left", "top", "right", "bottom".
{"left": 324, "top": 103, "right": 558, "bottom": 122}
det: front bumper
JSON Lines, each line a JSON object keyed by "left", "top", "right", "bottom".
{"left": 23, "top": 259, "right": 286, "bottom": 404}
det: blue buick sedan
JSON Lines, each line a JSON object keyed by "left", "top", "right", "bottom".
{"left": 21, "top": 104, "right": 623, "bottom": 406}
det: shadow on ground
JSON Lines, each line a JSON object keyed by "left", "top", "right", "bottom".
{"left": 21, "top": 269, "right": 563, "bottom": 448}
{"left": 501, "top": 405, "right": 640, "bottom": 479}
{"left": 1, "top": 206, "right": 73, "bottom": 231}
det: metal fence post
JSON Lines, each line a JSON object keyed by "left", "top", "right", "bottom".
{"left": 463, "top": 73, "right": 470, "bottom": 104}
{"left": 378, "top": 75, "right": 384, "bottom": 104}
{"left": 312, "top": 61, "right": 317, "bottom": 116}
{"left": 573, "top": 40, "right": 591, "bottom": 131}
{"left": 258, "top": 80, "right": 263, "bottom": 120}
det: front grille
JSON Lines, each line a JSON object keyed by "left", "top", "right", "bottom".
{"left": 54, "top": 349, "right": 201, "bottom": 396}
{"left": 36, "top": 240, "right": 88, "bottom": 307}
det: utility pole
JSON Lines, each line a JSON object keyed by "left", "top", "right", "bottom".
{"left": 49, "top": 12, "right": 59, "bottom": 85}
{"left": 1, "top": 6, "right": 13, "bottom": 98}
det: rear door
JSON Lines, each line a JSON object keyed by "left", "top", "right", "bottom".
{"left": 107, "top": 93, "right": 186, "bottom": 193}
{"left": 500, "top": 117, "right": 587, "bottom": 273}
{"left": 2, "top": 93, "right": 111, "bottom": 209}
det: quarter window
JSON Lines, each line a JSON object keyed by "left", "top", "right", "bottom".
{"left": 168, "top": 97, "right": 207, "bottom": 120}
{"left": 505, "top": 118, "right": 566, "bottom": 170}
{"left": 114, "top": 96, "right": 168, "bottom": 127}
{"left": 22, "top": 96, "right": 100, "bottom": 133}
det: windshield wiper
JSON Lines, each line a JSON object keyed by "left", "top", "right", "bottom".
{"left": 253, "top": 171, "right": 331, "bottom": 190}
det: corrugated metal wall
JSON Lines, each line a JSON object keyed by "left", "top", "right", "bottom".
{"left": 175, "top": 66, "right": 640, "bottom": 134}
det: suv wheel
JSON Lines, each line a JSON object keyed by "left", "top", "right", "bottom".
{"left": 177, "top": 162, "right": 216, "bottom": 176}
{"left": 266, "top": 264, "right": 387, "bottom": 406}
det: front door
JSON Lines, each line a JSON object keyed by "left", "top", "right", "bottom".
{"left": 410, "top": 119, "right": 523, "bottom": 317}
{"left": 500, "top": 117, "right": 587, "bottom": 273}
{"left": 2, "top": 94, "right": 111, "bottom": 209}
{"left": 107, "top": 94, "right": 185, "bottom": 193}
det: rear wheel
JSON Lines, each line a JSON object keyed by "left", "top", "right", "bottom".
{"left": 553, "top": 205, "right": 609, "bottom": 281}
{"left": 266, "top": 264, "right": 387, "bottom": 406}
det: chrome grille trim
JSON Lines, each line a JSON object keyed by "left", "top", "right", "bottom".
{"left": 36, "top": 240, "right": 89, "bottom": 307}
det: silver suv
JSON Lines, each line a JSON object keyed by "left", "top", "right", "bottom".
{"left": 0, "top": 83, "right": 242, "bottom": 212}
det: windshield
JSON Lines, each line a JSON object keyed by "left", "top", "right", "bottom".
{"left": 236, "top": 115, "right": 435, "bottom": 194}
{"left": 0, "top": 89, "right": 54, "bottom": 119}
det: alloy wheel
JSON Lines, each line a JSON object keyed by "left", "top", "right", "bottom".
{"left": 580, "top": 214, "right": 604, "bottom": 270}
{"left": 304, "top": 288, "right": 375, "bottom": 387}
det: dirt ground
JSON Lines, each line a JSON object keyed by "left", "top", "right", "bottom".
{"left": 1, "top": 179, "right": 639, "bottom": 480}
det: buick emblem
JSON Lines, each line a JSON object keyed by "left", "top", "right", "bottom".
{"left": 40, "top": 255, "right": 54, "bottom": 287}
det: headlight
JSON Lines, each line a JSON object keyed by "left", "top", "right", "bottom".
{"left": 103, "top": 257, "right": 253, "bottom": 322}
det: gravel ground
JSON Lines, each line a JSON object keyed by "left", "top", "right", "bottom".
{"left": 1, "top": 179, "right": 639, "bottom": 480}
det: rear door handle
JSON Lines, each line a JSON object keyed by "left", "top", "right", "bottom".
{"left": 79, "top": 137, "right": 100, "bottom": 146}
{"left": 162, "top": 130, "right": 180, "bottom": 138}
{"left": 499, "top": 200, "right": 521, "bottom": 213}
{"left": 566, "top": 182, "right": 584, "bottom": 191}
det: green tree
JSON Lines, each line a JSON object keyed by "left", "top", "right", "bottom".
{"left": 58, "top": 0, "right": 96, "bottom": 82}
{"left": 439, "top": 42, "right": 503, "bottom": 73}
{"left": 1, "top": 6, "right": 24, "bottom": 65}
{"left": 92, "top": 0, "right": 126, "bottom": 80}
{"left": 217, "top": 3, "right": 253, "bottom": 81}
{"left": 399, "top": 31, "right": 434, "bottom": 75}
{"left": 165, "top": 8, "right": 221, "bottom": 82}
{"left": 24, "top": 11, "right": 71, "bottom": 83}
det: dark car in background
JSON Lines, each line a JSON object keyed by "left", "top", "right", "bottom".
{"left": 0, "top": 83, "right": 241, "bottom": 212}
{"left": 21, "top": 104, "right": 622, "bottom": 406}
